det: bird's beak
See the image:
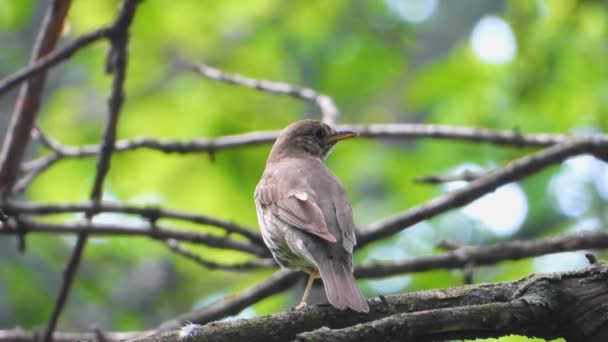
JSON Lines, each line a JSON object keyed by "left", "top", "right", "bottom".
{"left": 326, "top": 130, "right": 358, "bottom": 143}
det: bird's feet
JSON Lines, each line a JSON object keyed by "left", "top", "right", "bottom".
{"left": 293, "top": 301, "right": 307, "bottom": 310}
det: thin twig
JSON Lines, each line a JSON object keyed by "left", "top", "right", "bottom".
{"left": 356, "top": 229, "right": 608, "bottom": 278}
{"left": 164, "top": 239, "right": 275, "bottom": 271}
{"left": 0, "top": 0, "right": 71, "bottom": 197}
{"left": 0, "top": 30, "right": 110, "bottom": 97}
{"left": 1, "top": 217, "right": 268, "bottom": 257}
{"left": 358, "top": 137, "right": 608, "bottom": 247}
{"left": 342, "top": 123, "right": 576, "bottom": 146}
{"left": 414, "top": 171, "right": 484, "bottom": 184}
{"left": 193, "top": 63, "right": 339, "bottom": 125}
{"left": 0, "top": 328, "right": 148, "bottom": 342}
{"left": 156, "top": 269, "right": 301, "bottom": 331}
{"left": 21, "top": 125, "right": 608, "bottom": 170}
{"left": 19, "top": 125, "right": 608, "bottom": 191}
{"left": 4, "top": 201, "right": 263, "bottom": 245}
{"left": 42, "top": 1, "right": 141, "bottom": 340}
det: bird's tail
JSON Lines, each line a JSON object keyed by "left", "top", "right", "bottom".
{"left": 317, "top": 257, "right": 369, "bottom": 313}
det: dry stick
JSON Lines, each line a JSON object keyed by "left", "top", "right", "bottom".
{"left": 0, "top": 329, "right": 148, "bottom": 342}
{"left": 163, "top": 239, "right": 275, "bottom": 271}
{"left": 19, "top": 124, "right": 606, "bottom": 175}
{"left": 17, "top": 125, "right": 605, "bottom": 193}
{"left": 342, "top": 123, "right": 573, "bottom": 147}
{"left": 0, "top": 0, "right": 71, "bottom": 253}
{"left": 414, "top": 171, "right": 484, "bottom": 184}
{"left": 358, "top": 137, "right": 608, "bottom": 247}
{"left": 193, "top": 63, "right": 340, "bottom": 125}
{"left": 355, "top": 229, "right": 608, "bottom": 278}
{"left": 42, "top": 1, "right": 141, "bottom": 341}
{"left": 0, "top": 27, "right": 110, "bottom": 97}
{"left": 3, "top": 218, "right": 268, "bottom": 257}
{"left": 157, "top": 269, "right": 301, "bottom": 331}
{"left": 4, "top": 200, "right": 264, "bottom": 245}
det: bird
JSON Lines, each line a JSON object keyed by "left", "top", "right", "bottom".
{"left": 254, "top": 119, "right": 369, "bottom": 313}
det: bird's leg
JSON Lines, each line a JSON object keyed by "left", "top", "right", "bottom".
{"left": 295, "top": 271, "right": 317, "bottom": 310}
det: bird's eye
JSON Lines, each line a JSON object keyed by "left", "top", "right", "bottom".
{"left": 314, "top": 128, "right": 326, "bottom": 139}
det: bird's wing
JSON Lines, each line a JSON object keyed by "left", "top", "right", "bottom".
{"left": 331, "top": 182, "right": 356, "bottom": 253}
{"left": 255, "top": 180, "right": 337, "bottom": 243}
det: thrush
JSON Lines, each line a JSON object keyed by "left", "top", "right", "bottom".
{"left": 254, "top": 119, "right": 369, "bottom": 313}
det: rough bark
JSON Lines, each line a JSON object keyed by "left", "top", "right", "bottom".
{"left": 124, "top": 262, "right": 608, "bottom": 342}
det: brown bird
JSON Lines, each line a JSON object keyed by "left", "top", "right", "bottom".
{"left": 254, "top": 119, "right": 369, "bottom": 312}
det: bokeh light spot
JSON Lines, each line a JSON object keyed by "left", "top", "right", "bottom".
{"left": 470, "top": 15, "right": 516, "bottom": 64}
{"left": 384, "top": 0, "right": 438, "bottom": 23}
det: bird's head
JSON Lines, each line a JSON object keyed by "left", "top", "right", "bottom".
{"left": 268, "top": 119, "right": 357, "bottom": 162}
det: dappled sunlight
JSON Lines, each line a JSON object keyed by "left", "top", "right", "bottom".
{"left": 442, "top": 164, "right": 528, "bottom": 237}
{"left": 548, "top": 155, "right": 605, "bottom": 218}
{"left": 470, "top": 15, "right": 516, "bottom": 64}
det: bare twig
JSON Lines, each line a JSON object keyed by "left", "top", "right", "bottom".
{"left": 4, "top": 201, "right": 263, "bottom": 245}
{"left": 164, "top": 239, "right": 275, "bottom": 271}
{"left": 193, "top": 64, "right": 339, "bottom": 125}
{"left": 13, "top": 153, "right": 61, "bottom": 194}
{"left": 359, "top": 137, "right": 608, "bottom": 247}
{"left": 0, "top": 328, "right": 148, "bottom": 342}
{"left": 19, "top": 125, "right": 607, "bottom": 191}
{"left": 342, "top": 123, "right": 575, "bottom": 147}
{"left": 42, "top": 1, "right": 141, "bottom": 340}
{"left": 0, "top": 0, "right": 71, "bottom": 197}
{"left": 0, "top": 28, "right": 110, "bottom": 97}
{"left": 156, "top": 269, "right": 301, "bottom": 331}
{"left": 0, "top": 217, "right": 268, "bottom": 257}
{"left": 355, "top": 229, "right": 608, "bottom": 278}
{"left": 21, "top": 125, "right": 608, "bottom": 173}
{"left": 414, "top": 171, "right": 484, "bottom": 184}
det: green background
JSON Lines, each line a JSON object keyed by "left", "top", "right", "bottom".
{"left": 1, "top": 0, "right": 607, "bottom": 341}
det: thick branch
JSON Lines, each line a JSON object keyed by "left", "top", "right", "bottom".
{"left": 129, "top": 262, "right": 608, "bottom": 342}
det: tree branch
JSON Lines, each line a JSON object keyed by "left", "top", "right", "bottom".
{"left": 0, "top": 0, "right": 71, "bottom": 197}
{"left": 163, "top": 239, "right": 275, "bottom": 272}
{"left": 128, "top": 262, "right": 608, "bottom": 342}
{"left": 156, "top": 269, "right": 301, "bottom": 331}
{"left": 355, "top": 229, "right": 608, "bottom": 278}
{"left": 0, "top": 328, "right": 147, "bottom": 342}
{"left": 358, "top": 137, "right": 608, "bottom": 247}
{"left": 153, "top": 229, "right": 608, "bottom": 331}
{"left": 4, "top": 200, "right": 263, "bottom": 245}
{"left": 0, "top": 30, "right": 114, "bottom": 97}
{"left": 193, "top": 64, "right": 339, "bottom": 125}
{"left": 0, "top": 217, "right": 268, "bottom": 257}
{"left": 42, "top": 1, "right": 141, "bottom": 340}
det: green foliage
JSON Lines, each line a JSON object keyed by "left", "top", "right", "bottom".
{"left": 1, "top": 1, "right": 607, "bottom": 340}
